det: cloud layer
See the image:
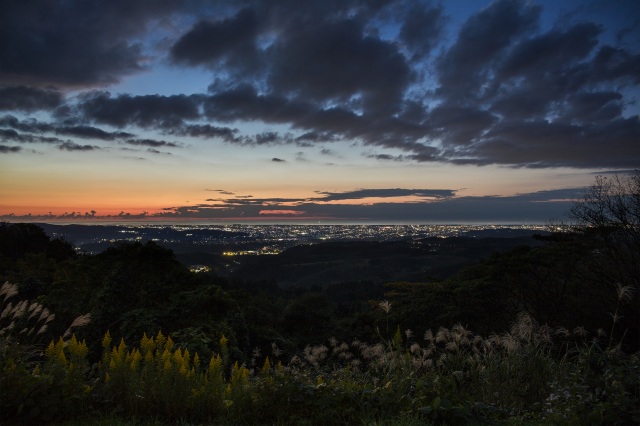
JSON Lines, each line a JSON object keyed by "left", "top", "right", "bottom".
{"left": 0, "top": 186, "right": 581, "bottom": 223}
{"left": 1, "top": 0, "right": 638, "bottom": 168}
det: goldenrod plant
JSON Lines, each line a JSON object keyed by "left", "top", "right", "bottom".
{"left": 4, "top": 306, "right": 632, "bottom": 425}
{"left": 0, "top": 282, "right": 91, "bottom": 423}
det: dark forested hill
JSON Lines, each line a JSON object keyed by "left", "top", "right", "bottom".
{"left": 229, "top": 236, "right": 541, "bottom": 287}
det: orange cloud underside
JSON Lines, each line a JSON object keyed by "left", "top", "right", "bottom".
{"left": 259, "top": 209, "right": 305, "bottom": 215}
{"left": 317, "top": 195, "right": 443, "bottom": 205}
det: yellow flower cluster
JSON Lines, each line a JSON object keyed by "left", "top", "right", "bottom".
{"left": 102, "top": 331, "right": 199, "bottom": 379}
{"left": 43, "top": 330, "right": 272, "bottom": 420}
{"left": 98, "top": 331, "right": 254, "bottom": 402}
{"left": 45, "top": 335, "right": 88, "bottom": 370}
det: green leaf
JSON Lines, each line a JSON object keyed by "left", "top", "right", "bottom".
{"left": 432, "top": 396, "right": 441, "bottom": 410}
{"left": 440, "top": 397, "right": 453, "bottom": 410}
{"left": 418, "top": 406, "right": 433, "bottom": 415}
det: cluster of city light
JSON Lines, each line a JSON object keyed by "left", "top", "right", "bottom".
{"left": 223, "top": 247, "right": 281, "bottom": 256}
{"left": 59, "top": 224, "right": 551, "bottom": 254}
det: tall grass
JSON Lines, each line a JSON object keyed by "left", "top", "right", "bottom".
{"left": 1, "top": 282, "right": 638, "bottom": 425}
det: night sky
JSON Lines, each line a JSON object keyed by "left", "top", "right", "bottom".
{"left": 1, "top": 0, "right": 638, "bottom": 223}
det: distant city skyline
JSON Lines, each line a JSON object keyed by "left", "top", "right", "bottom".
{"left": 39, "top": 223, "right": 554, "bottom": 256}
{"left": 1, "top": 1, "right": 638, "bottom": 223}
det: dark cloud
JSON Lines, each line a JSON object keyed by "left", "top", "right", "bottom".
{"left": 0, "top": 0, "right": 190, "bottom": 87}
{"left": 203, "top": 85, "right": 313, "bottom": 123}
{"left": 399, "top": 3, "right": 446, "bottom": 59}
{"left": 269, "top": 18, "right": 412, "bottom": 115}
{"left": 589, "top": 45, "right": 640, "bottom": 84}
{"left": 466, "top": 117, "right": 640, "bottom": 168}
{"left": 314, "top": 188, "right": 455, "bottom": 201}
{"left": 0, "top": 144, "right": 21, "bottom": 153}
{"left": 171, "top": 8, "right": 260, "bottom": 73}
{"left": 57, "top": 126, "right": 134, "bottom": 141}
{"left": 205, "top": 189, "right": 236, "bottom": 195}
{"left": 0, "top": 114, "right": 136, "bottom": 141}
{"left": 437, "top": 0, "right": 541, "bottom": 101}
{"left": 367, "top": 153, "right": 404, "bottom": 161}
{"left": 203, "top": 87, "right": 433, "bottom": 154}
{"left": 79, "top": 92, "right": 202, "bottom": 128}
{"left": 58, "top": 141, "right": 97, "bottom": 151}
{"left": 204, "top": 187, "right": 455, "bottom": 207}
{"left": 0, "top": 128, "right": 62, "bottom": 144}
{"left": 0, "top": 86, "right": 63, "bottom": 111}
{"left": 0, "top": 128, "right": 36, "bottom": 143}
{"left": 125, "top": 139, "right": 181, "bottom": 148}
{"left": 560, "top": 92, "right": 623, "bottom": 124}
{"left": 424, "top": 0, "right": 640, "bottom": 167}
{"left": 0, "top": 0, "right": 637, "bottom": 169}
{"left": 204, "top": 195, "right": 303, "bottom": 206}
{"left": 297, "top": 132, "right": 339, "bottom": 144}
{"left": 0, "top": 115, "right": 52, "bottom": 133}
{"left": 271, "top": 157, "right": 286, "bottom": 162}
{"left": 498, "top": 23, "right": 601, "bottom": 82}
{"left": 252, "top": 132, "right": 278, "bottom": 145}
{"left": 168, "top": 124, "right": 239, "bottom": 142}
{"left": 146, "top": 148, "right": 171, "bottom": 155}
{"left": 428, "top": 105, "right": 497, "bottom": 146}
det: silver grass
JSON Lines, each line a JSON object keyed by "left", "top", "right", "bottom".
{"left": 0, "top": 301, "right": 12, "bottom": 319}
{"left": 435, "top": 327, "right": 450, "bottom": 343}
{"left": 378, "top": 300, "right": 392, "bottom": 314}
{"left": 538, "top": 325, "right": 552, "bottom": 344}
{"left": 573, "top": 326, "right": 588, "bottom": 337}
{"left": 452, "top": 323, "right": 471, "bottom": 339}
{"left": 445, "top": 341, "right": 459, "bottom": 352}
{"left": 271, "top": 342, "right": 283, "bottom": 357}
{"left": 27, "top": 303, "right": 43, "bottom": 321}
{"left": 424, "top": 329, "right": 434, "bottom": 343}
{"left": 609, "top": 311, "right": 621, "bottom": 324}
{"left": 501, "top": 333, "right": 519, "bottom": 352}
{"left": 615, "top": 283, "right": 635, "bottom": 302}
{"left": 38, "top": 308, "right": 51, "bottom": 323}
{"left": 252, "top": 347, "right": 261, "bottom": 359}
{"left": 62, "top": 313, "right": 91, "bottom": 339}
{"left": 336, "top": 342, "right": 349, "bottom": 353}
{"left": 338, "top": 351, "right": 353, "bottom": 361}
{"left": 13, "top": 300, "right": 28, "bottom": 319}
{"left": 0, "top": 282, "right": 18, "bottom": 302}
{"left": 68, "top": 313, "right": 91, "bottom": 329}
{"left": 511, "top": 312, "right": 536, "bottom": 341}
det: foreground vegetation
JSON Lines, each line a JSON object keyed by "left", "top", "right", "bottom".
{"left": 1, "top": 171, "right": 639, "bottom": 424}
{"left": 2, "top": 280, "right": 638, "bottom": 425}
